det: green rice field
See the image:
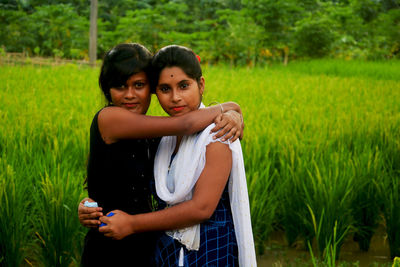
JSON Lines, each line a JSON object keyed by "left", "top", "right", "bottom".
{"left": 1, "top": 60, "right": 399, "bottom": 266}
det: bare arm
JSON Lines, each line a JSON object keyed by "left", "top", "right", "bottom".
{"left": 99, "top": 142, "right": 232, "bottom": 239}
{"left": 99, "top": 102, "right": 241, "bottom": 144}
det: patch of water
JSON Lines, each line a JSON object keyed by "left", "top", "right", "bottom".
{"left": 257, "top": 226, "right": 392, "bottom": 266}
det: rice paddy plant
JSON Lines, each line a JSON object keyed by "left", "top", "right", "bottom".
{"left": 0, "top": 64, "right": 96, "bottom": 265}
{"left": 351, "top": 148, "right": 384, "bottom": 252}
{"left": 244, "top": 140, "right": 280, "bottom": 255}
{"left": 34, "top": 171, "right": 86, "bottom": 266}
{"left": 279, "top": 149, "right": 314, "bottom": 248}
{"left": 308, "top": 220, "right": 345, "bottom": 267}
{"left": 300, "top": 151, "right": 355, "bottom": 258}
{"left": 378, "top": 131, "right": 400, "bottom": 259}
{"left": 277, "top": 59, "right": 400, "bottom": 81}
{"left": 1, "top": 60, "right": 400, "bottom": 265}
{"left": 0, "top": 158, "right": 33, "bottom": 267}
{"left": 382, "top": 180, "right": 400, "bottom": 259}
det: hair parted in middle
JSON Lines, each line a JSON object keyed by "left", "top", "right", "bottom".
{"left": 151, "top": 45, "right": 202, "bottom": 91}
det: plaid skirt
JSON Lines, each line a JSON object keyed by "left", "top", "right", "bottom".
{"left": 154, "top": 187, "right": 238, "bottom": 266}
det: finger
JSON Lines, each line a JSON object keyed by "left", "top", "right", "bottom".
{"left": 80, "top": 197, "right": 89, "bottom": 205}
{"left": 213, "top": 128, "right": 228, "bottom": 139}
{"left": 83, "top": 219, "right": 101, "bottom": 228}
{"left": 213, "top": 119, "right": 232, "bottom": 139}
{"left": 211, "top": 115, "right": 223, "bottom": 132}
{"left": 99, "top": 216, "right": 111, "bottom": 224}
{"left": 78, "top": 205, "right": 92, "bottom": 213}
{"left": 214, "top": 116, "right": 229, "bottom": 130}
{"left": 98, "top": 225, "right": 109, "bottom": 233}
{"left": 80, "top": 211, "right": 103, "bottom": 220}
{"left": 79, "top": 206, "right": 102, "bottom": 216}
{"left": 221, "top": 127, "right": 237, "bottom": 142}
{"left": 230, "top": 128, "right": 241, "bottom": 143}
{"left": 214, "top": 119, "right": 235, "bottom": 139}
{"left": 79, "top": 197, "right": 98, "bottom": 207}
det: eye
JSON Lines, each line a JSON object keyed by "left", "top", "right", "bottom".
{"left": 135, "top": 82, "right": 145, "bottom": 88}
{"left": 114, "top": 85, "right": 126, "bottom": 90}
{"left": 179, "top": 82, "right": 189, "bottom": 89}
{"left": 158, "top": 86, "right": 170, "bottom": 93}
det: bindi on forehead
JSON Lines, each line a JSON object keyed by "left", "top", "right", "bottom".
{"left": 171, "top": 74, "right": 173, "bottom": 77}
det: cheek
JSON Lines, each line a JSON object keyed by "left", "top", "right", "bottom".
{"left": 155, "top": 92, "right": 166, "bottom": 105}
{"left": 189, "top": 89, "right": 202, "bottom": 107}
{"left": 156, "top": 94, "right": 170, "bottom": 113}
{"left": 139, "top": 88, "right": 151, "bottom": 101}
{"left": 110, "top": 90, "right": 119, "bottom": 103}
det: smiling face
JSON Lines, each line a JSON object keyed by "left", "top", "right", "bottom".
{"left": 110, "top": 71, "right": 151, "bottom": 114}
{"left": 155, "top": 66, "right": 204, "bottom": 117}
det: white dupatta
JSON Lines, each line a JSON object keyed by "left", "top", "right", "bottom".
{"left": 154, "top": 104, "right": 257, "bottom": 267}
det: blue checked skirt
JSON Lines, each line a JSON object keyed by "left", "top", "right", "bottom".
{"left": 154, "top": 185, "right": 238, "bottom": 266}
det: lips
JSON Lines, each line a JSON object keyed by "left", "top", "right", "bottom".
{"left": 123, "top": 103, "right": 138, "bottom": 108}
{"left": 172, "top": 106, "right": 185, "bottom": 112}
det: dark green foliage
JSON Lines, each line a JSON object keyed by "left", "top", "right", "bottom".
{"left": 0, "top": 0, "right": 399, "bottom": 63}
{"left": 294, "top": 17, "right": 336, "bottom": 57}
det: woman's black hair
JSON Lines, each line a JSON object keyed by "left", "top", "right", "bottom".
{"left": 151, "top": 45, "right": 202, "bottom": 91}
{"left": 99, "top": 43, "right": 152, "bottom": 104}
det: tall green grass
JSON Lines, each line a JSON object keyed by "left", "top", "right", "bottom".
{"left": 0, "top": 158, "right": 32, "bottom": 267}
{"left": 1, "top": 60, "right": 400, "bottom": 265}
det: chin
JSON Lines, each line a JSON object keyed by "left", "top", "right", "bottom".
{"left": 170, "top": 112, "right": 184, "bottom": 117}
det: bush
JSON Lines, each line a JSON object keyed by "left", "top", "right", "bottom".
{"left": 294, "top": 17, "right": 336, "bottom": 58}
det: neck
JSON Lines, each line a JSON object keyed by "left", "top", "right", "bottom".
{"left": 172, "top": 102, "right": 202, "bottom": 153}
{"left": 174, "top": 135, "right": 183, "bottom": 154}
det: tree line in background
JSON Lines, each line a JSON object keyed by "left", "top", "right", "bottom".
{"left": 0, "top": 0, "right": 399, "bottom": 65}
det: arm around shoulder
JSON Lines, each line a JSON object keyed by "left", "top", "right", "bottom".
{"left": 97, "top": 105, "right": 231, "bottom": 143}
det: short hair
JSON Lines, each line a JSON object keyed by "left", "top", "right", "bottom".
{"left": 99, "top": 43, "right": 152, "bottom": 104}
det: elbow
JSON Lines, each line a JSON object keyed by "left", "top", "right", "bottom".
{"left": 193, "top": 203, "right": 215, "bottom": 222}
{"left": 196, "top": 210, "right": 213, "bottom": 222}
{"left": 181, "top": 116, "right": 196, "bottom": 135}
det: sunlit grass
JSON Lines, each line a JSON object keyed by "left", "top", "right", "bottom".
{"left": 1, "top": 60, "right": 400, "bottom": 265}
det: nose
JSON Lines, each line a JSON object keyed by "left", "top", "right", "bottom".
{"left": 125, "top": 86, "right": 135, "bottom": 99}
{"left": 171, "top": 89, "right": 181, "bottom": 103}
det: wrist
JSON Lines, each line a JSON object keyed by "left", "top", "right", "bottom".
{"left": 128, "top": 214, "right": 137, "bottom": 234}
{"left": 221, "top": 102, "right": 239, "bottom": 113}
{"left": 208, "top": 101, "right": 224, "bottom": 114}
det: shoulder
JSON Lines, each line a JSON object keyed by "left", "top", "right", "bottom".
{"left": 90, "top": 108, "right": 104, "bottom": 129}
{"left": 97, "top": 106, "right": 139, "bottom": 129}
{"left": 97, "top": 106, "right": 121, "bottom": 121}
{"left": 201, "top": 123, "right": 231, "bottom": 146}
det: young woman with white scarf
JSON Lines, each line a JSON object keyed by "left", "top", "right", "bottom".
{"left": 99, "top": 45, "right": 257, "bottom": 266}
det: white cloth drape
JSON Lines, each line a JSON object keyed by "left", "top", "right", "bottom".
{"left": 154, "top": 104, "right": 257, "bottom": 267}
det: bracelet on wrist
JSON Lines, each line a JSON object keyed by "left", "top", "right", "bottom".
{"left": 208, "top": 101, "right": 224, "bottom": 114}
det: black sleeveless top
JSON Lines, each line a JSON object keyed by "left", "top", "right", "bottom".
{"left": 81, "top": 110, "right": 161, "bottom": 266}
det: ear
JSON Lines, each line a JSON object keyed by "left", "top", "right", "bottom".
{"left": 199, "top": 76, "right": 205, "bottom": 95}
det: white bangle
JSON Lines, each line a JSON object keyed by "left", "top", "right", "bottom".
{"left": 208, "top": 102, "right": 224, "bottom": 114}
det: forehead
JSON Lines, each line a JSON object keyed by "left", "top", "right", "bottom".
{"left": 159, "top": 66, "right": 193, "bottom": 83}
{"left": 127, "top": 71, "right": 147, "bottom": 82}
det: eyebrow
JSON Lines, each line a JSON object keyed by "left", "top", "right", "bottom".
{"left": 178, "top": 79, "right": 190, "bottom": 83}
{"left": 157, "top": 83, "right": 170, "bottom": 87}
{"left": 132, "top": 78, "right": 147, "bottom": 82}
{"left": 157, "top": 79, "right": 191, "bottom": 87}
